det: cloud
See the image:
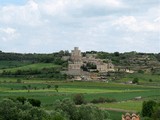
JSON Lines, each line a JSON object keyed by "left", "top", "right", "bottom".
{"left": 0, "top": 0, "right": 42, "bottom": 26}
{"left": 0, "top": 0, "right": 159, "bottom": 53}
{"left": 113, "top": 16, "right": 160, "bottom": 32}
{"left": 0, "top": 27, "right": 19, "bottom": 42}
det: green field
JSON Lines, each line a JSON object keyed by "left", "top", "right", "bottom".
{"left": 0, "top": 61, "right": 31, "bottom": 69}
{"left": 0, "top": 80, "right": 160, "bottom": 113}
{"left": 0, "top": 63, "right": 60, "bottom": 73}
{"left": 0, "top": 62, "right": 160, "bottom": 119}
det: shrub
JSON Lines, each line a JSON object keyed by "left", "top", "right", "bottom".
{"left": 152, "top": 106, "right": 160, "bottom": 120}
{"left": 17, "top": 97, "right": 26, "bottom": 104}
{"left": 91, "top": 97, "right": 116, "bottom": 104}
{"left": 132, "top": 78, "right": 139, "bottom": 84}
{"left": 73, "top": 94, "right": 85, "bottom": 105}
{"left": 16, "top": 79, "right": 22, "bottom": 83}
{"left": 142, "top": 100, "right": 156, "bottom": 117}
{"left": 28, "top": 98, "right": 41, "bottom": 107}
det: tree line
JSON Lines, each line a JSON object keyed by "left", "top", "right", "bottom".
{"left": 0, "top": 98, "right": 110, "bottom": 120}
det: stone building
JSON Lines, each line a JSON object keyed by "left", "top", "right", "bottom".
{"left": 68, "top": 47, "right": 83, "bottom": 76}
{"left": 68, "top": 47, "right": 83, "bottom": 71}
{"left": 68, "top": 47, "right": 114, "bottom": 77}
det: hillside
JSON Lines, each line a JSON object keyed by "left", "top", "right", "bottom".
{"left": 0, "top": 51, "right": 160, "bottom": 79}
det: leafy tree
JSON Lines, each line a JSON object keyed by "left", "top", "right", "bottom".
{"left": 78, "top": 105, "right": 109, "bottom": 120}
{"left": 132, "top": 78, "right": 139, "bottom": 84}
{"left": 47, "top": 85, "right": 51, "bottom": 89}
{"left": 17, "top": 97, "right": 27, "bottom": 104}
{"left": 142, "top": 100, "right": 156, "bottom": 117}
{"left": 55, "top": 85, "right": 59, "bottom": 92}
{"left": 0, "top": 99, "right": 19, "bottom": 120}
{"left": 152, "top": 104, "right": 160, "bottom": 120}
{"left": 54, "top": 98, "right": 109, "bottom": 120}
{"left": 16, "top": 79, "right": 22, "bottom": 83}
{"left": 114, "top": 52, "right": 120, "bottom": 56}
{"left": 28, "top": 98, "right": 41, "bottom": 107}
{"left": 54, "top": 99, "right": 78, "bottom": 120}
{"left": 73, "top": 94, "right": 85, "bottom": 105}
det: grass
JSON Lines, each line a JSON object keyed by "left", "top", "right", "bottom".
{"left": 0, "top": 60, "right": 31, "bottom": 69}
{"left": 0, "top": 63, "right": 60, "bottom": 73}
{"left": 0, "top": 78, "right": 159, "bottom": 119}
{"left": 0, "top": 80, "right": 159, "bottom": 106}
{"left": 119, "top": 73, "right": 160, "bottom": 83}
{"left": 108, "top": 110, "right": 124, "bottom": 120}
{"left": 96, "top": 100, "right": 143, "bottom": 112}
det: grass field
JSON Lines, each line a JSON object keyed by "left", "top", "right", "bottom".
{"left": 0, "top": 80, "right": 159, "bottom": 111}
{"left": 96, "top": 100, "right": 143, "bottom": 112}
{"left": 0, "top": 63, "right": 60, "bottom": 73}
{"left": 0, "top": 60, "right": 31, "bottom": 69}
{"left": 119, "top": 73, "right": 160, "bottom": 83}
{"left": 0, "top": 78, "right": 159, "bottom": 120}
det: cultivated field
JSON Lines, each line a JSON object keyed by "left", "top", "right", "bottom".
{"left": 0, "top": 78, "right": 160, "bottom": 120}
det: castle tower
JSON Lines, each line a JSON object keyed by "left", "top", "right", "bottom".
{"left": 71, "top": 47, "right": 82, "bottom": 63}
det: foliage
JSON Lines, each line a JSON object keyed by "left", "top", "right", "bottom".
{"left": 81, "top": 62, "right": 97, "bottom": 71}
{"left": 91, "top": 97, "right": 116, "bottom": 104}
{"left": 54, "top": 98, "right": 109, "bottom": 120}
{"left": 16, "top": 97, "right": 26, "bottom": 104}
{"left": 28, "top": 98, "right": 41, "bottom": 107}
{"left": 55, "top": 85, "right": 59, "bottom": 92}
{"left": 141, "top": 100, "right": 156, "bottom": 117}
{"left": 0, "top": 99, "right": 45, "bottom": 120}
{"left": 152, "top": 103, "right": 160, "bottom": 120}
{"left": 73, "top": 94, "right": 85, "bottom": 105}
{"left": 132, "top": 78, "right": 139, "bottom": 84}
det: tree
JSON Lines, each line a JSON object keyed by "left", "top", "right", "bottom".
{"left": 17, "top": 97, "right": 26, "bottom": 104}
{"left": 55, "top": 85, "right": 59, "bottom": 92}
{"left": 78, "top": 105, "right": 109, "bottom": 120}
{"left": 142, "top": 100, "right": 156, "bottom": 117}
{"left": 54, "top": 98, "right": 109, "bottom": 120}
{"left": 0, "top": 99, "right": 19, "bottom": 120}
{"left": 114, "top": 52, "right": 120, "bottom": 56}
{"left": 73, "top": 94, "right": 85, "bottom": 105}
{"left": 152, "top": 103, "right": 160, "bottom": 120}
{"left": 16, "top": 79, "right": 22, "bottom": 83}
{"left": 132, "top": 78, "right": 139, "bottom": 84}
{"left": 27, "top": 84, "right": 31, "bottom": 92}
{"left": 47, "top": 85, "right": 51, "bottom": 89}
{"left": 54, "top": 99, "right": 78, "bottom": 120}
{"left": 28, "top": 98, "right": 41, "bottom": 107}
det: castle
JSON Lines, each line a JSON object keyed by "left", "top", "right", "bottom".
{"left": 67, "top": 47, "right": 114, "bottom": 79}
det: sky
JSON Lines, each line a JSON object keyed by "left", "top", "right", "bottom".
{"left": 0, "top": 0, "right": 160, "bottom": 53}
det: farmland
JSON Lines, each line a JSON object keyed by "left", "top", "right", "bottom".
{"left": 0, "top": 52, "right": 160, "bottom": 119}
{"left": 0, "top": 79, "right": 160, "bottom": 115}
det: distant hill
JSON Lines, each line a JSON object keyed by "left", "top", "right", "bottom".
{"left": 0, "top": 51, "right": 160, "bottom": 79}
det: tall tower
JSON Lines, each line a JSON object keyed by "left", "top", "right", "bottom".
{"left": 71, "top": 47, "right": 82, "bottom": 63}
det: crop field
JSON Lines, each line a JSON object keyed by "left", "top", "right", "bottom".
{"left": 0, "top": 79, "right": 160, "bottom": 113}
{"left": 119, "top": 73, "right": 160, "bottom": 83}
{"left": 0, "top": 60, "right": 31, "bottom": 69}
{"left": 0, "top": 63, "right": 60, "bottom": 73}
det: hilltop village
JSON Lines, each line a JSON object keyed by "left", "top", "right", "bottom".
{"left": 64, "top": 47, "right": 115, "bottom": 80}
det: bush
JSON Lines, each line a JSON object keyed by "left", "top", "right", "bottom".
{"left": 152, "top": 106, "right": 160, "bottom": 120}
{"left": 28, "top": 98, "right": 41, "bottom": 107}
{"left": 91, "top": 97, "right": 116, "bottom": 104}
{"left": 16, "top": 79, "right": 22, "bottom": 83}
{"left": 54, "top": 98, "right": 109, "bottom": 120}
{"left": 142, "top": 100, "right": 156, "bottom": 117}
{"left": 73, "top": 94, "right": 85, "bottom": 105}
{"left": 132, "top": 78, "right": 139, "bottom": 84}
{"left": 17, "top": 97, "right": 26, "bottom": 104}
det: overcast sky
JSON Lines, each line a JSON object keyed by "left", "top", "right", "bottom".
{"left": 0, "top": 0, "right": 160, "bottom": 53}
